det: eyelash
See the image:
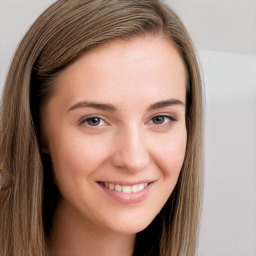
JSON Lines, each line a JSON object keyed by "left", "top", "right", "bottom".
{"left": 149, "top": 114, "right": 176, "bottom": 125}
{"left": 80, "top": 114, "right": 176, "bottom": 128}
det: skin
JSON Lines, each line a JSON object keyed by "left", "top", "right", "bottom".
{"left": 42, "top": 35, "right": 187, "bottom": 256}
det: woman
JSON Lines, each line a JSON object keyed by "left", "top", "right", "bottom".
{"left": 0, "top": 0, "right": 204, "bottom": 255}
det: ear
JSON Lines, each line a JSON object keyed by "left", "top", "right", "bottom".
{"left": 40, "top": 134, "right": 50, "bottom": 154}
{"left": 41, "top": 145, "right": 49, "bottom": 154}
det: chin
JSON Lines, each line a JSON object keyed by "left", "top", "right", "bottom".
{"left": 103, "top": 212, "right": 157, "bottom": 235}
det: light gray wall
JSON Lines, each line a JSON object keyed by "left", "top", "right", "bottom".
{"left": 1, "top": 1, "right": 256, "bottom": 255}
{"left": 199, "top": 50, "right": 256, "bottom": 256}
{"left": 0, "top": 0, "right": 55, "bottom": 93}
{"left": 169, "top": 0, "right": 256, "bottom": 55}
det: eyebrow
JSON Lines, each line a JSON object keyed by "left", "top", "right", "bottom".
{"left": 148, "top": 99, "right": 185, "bottom": 110}
{"left": 68, "top": 101, "right": 117, "bottom": 112}
{"left": 68, "top": 98, "right": 184, "bottom": 112}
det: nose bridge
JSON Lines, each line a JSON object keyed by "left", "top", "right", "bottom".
{"left": 112, "top": 123, "right": 150, "bottom": 172}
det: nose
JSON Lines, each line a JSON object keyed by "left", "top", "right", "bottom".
{"left": 111, "top": 126, "right": 150, "bottom": 173}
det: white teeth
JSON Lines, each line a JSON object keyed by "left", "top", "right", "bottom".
{"left": 131, "top": 184, "right": 140, "bottom": 193}
{"left": 109, "top": 183, "right": 115, "bottom": 190}
{"left": 122, "top": 186, "right": 132, "bottom": 193}
{"left": 115, "top": 184, "right": 122, "bottom": 192}
{"left": 102, "top": 182, "right": 148, "bottom": 193}
{"left": 138, "top": 183, "right": 144, "bottom": 191}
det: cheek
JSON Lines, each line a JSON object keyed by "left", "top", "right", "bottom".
{"left": 48, "top": 130, "right": 110, "bottom": 188}
{"left": 151, "top": 129, "right": 187, "bottom": 178}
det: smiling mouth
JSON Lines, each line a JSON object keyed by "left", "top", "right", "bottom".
{"left": 98, "top": 182, "right": 149, "bottom": 193}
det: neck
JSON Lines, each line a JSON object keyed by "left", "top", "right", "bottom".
{"left": 50, "top": 199, "right": 135, "bottom": 256}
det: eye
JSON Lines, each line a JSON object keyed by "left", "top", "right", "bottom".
{"left": 151, "top": 115, "right": 176, "bottom": 125}
{"left": 82, "top": 116, "right": 105, "bottom": 127}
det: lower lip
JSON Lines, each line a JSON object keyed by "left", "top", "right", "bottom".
{"left": 98, "top": 183, "right": 153, "bottom": 204}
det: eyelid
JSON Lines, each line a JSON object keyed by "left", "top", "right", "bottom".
{"left": 149, "top": 112, "right": 176, "bottom": 120}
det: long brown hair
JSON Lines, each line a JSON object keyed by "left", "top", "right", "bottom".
{"left": 0, "top": 0, "right": 204, "bottom": 255}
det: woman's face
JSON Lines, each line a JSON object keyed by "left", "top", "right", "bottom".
{"left": 42, "top": 35, "right": 187, "bottom": 235}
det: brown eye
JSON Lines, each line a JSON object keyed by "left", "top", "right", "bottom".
{"left": 151, "top": 115, "right": 175, "bottom": 125}
{"left": 152, "top": 115, "right": 166, "bottom": 124}
{"left": 85, "top": 117, "right": 102, "bottom": 126}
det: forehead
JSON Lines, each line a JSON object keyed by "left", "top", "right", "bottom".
{"left": 51, "top": 35, "right": 187, "bottom": 109}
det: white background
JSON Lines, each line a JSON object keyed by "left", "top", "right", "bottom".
{"left": 1, "top": 1, "right": 256, "bottom": 255}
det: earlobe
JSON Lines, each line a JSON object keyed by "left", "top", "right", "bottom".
{"left": 40, "top": 133, "right": 49, "bottom": 154}
{"left": 40, "top": 139, "right": 49, "bottom": 154}
{"left": 41, "top": 146, "right": 49, "bottom": 154}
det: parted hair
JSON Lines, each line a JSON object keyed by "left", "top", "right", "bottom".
{"left": 0, "top": 0, "right": 204, "bottom": 255}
